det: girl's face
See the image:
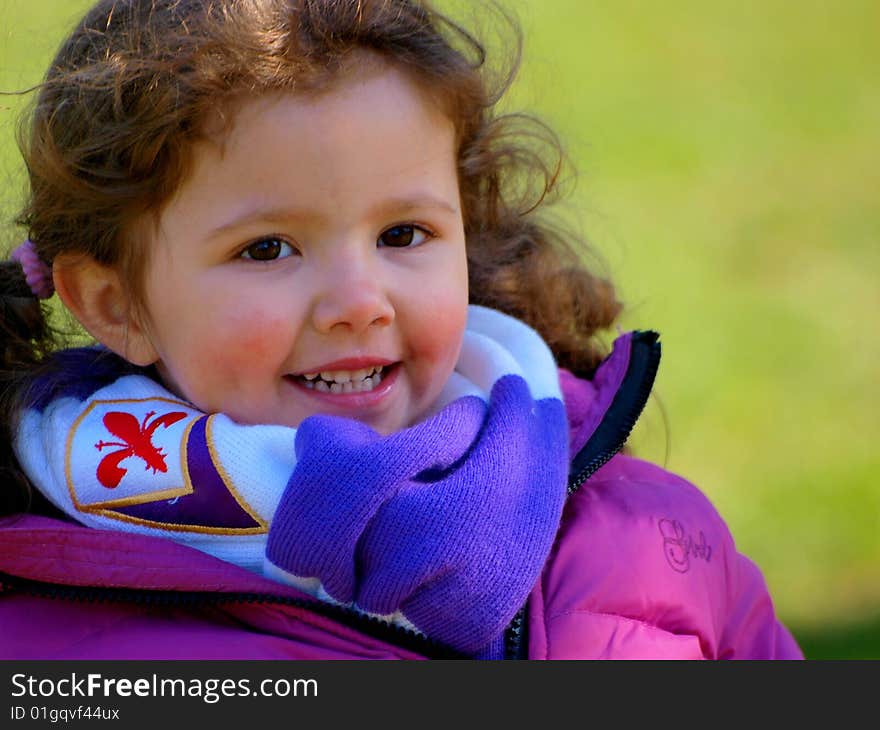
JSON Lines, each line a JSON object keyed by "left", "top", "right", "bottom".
{"left": 137, "top": 66, "right": 469, "bottom": 434}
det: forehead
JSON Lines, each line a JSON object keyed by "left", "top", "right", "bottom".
{"left": 200, "top": 54, "right": 453, "bottom": 152}
{"left": 217, "top": 69, "right": 452, "bottom": 172}
{"left": 157, "top": 64, "right": 460, "bottom": 236}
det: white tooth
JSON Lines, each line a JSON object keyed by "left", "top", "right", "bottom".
{"left": 372, "top": 370, "right": 384, "bottom": 385}
{"left": 352, "top": 368, "right": 369, "bottom": 381}
{"left": 329, "top": 382, "right": 343, "bottom": 394}
{"left": 319, "top": 370, "right": 352, "bottom": 383}
{"left": 342, "top": 382, "right": 353, "bottom": 393}
{"left": 303, "top": 373, "right": 319, "bottom": 380}
{"left": 315, "top": 381, "right": 330, "bottom": 393}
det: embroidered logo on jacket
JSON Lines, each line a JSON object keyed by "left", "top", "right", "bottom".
{"left": 65, "top": 397, "right": 265, "bottom": 534}
{"left": 659, "top": 518, "right": 712, "bottom": 573}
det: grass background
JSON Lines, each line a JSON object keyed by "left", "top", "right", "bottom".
{"left": 2, "top": 1, "right": 878, "bottom": 658}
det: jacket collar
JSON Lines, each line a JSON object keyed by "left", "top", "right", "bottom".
{"left": 562, "top": 330, "right": 661, "bottom": 481}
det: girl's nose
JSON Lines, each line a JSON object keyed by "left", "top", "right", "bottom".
{"left": 311, "top": 256, "right": 395, "bottom": 334}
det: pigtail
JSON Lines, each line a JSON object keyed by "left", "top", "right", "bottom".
{"left": 0, "top": 251, "right": 55, "bottom": 515}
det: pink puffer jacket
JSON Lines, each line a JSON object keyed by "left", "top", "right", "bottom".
{"left": 0, "top": 332, "right": 803, "bottom": 659}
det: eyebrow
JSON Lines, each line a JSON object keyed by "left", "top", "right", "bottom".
{"left": 206, "top": 195, "right": 460, "bottom": 239}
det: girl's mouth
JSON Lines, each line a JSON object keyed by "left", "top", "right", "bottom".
{"left": 294, "top": 364, "right": 388, "bottom": 394}
{"left": 285, "top": 362, "right": 401, "bottom": 402}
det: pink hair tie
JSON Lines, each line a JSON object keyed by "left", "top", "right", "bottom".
{"left": 11, "top": 239, "right": 54, "bottom": 300}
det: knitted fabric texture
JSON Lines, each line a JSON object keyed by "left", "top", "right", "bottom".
{"left": 15, "top": 305, "right": 569, "bottom": 656}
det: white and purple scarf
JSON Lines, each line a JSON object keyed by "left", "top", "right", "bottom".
{"left": 14, "top": 305, "right": 569, "bottom": 656}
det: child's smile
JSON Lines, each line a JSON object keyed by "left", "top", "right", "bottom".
{"left": 290, "top": 360, "right": 394, "bottom": 394}
{"left": 285, "top": 358, "right": 401, "bottom": 407}
{"left": 131, "top": 62, "right": 469, "bottom": 434}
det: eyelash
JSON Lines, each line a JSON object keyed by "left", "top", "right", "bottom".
{"left": 238, "top": 223, "right": 436, "bottom": 262}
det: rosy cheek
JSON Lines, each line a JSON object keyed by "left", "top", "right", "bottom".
{"left": 189, "top": 310, "right": 289, "bottom": 374}
{"left": 412, "top": 299, "right": 468, "bottom": 391}
{"left": 225, "top": 316, "right": 289, "bottom": 364}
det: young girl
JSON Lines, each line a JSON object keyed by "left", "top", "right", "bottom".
{"left": 0, "top": 0, "right": 802, "bottom": 660}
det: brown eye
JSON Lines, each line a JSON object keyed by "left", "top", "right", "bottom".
{"left": 378, "top": 225, "right": 431, "bottom": 248}
{"left": 241, "top": 238, "right": 294, "bottom": 261}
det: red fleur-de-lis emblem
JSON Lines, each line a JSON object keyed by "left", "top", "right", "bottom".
{"left": 94, "top": 410, "right": 188, "bottom": 488}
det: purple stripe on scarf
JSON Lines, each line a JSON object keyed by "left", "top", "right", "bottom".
{"left": 114, "top": 416, "right": 262, "bottom": 531}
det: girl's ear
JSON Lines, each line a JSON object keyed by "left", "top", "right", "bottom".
{"left": 53, "top": 253, "right": 159, "bottom": 367}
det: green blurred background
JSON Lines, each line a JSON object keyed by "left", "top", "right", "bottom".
{"left": 2, "top": 1, "right": 878, "bottom": 658}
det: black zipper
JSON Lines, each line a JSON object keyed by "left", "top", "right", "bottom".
{"left": 1, "top": 332, "right": 660, "bottom": 661}
{"left": 567, "top": 330, "right": 661, "bottom": 496}
{"left": 502, "top": 330, "right": 661, "bottom": 659}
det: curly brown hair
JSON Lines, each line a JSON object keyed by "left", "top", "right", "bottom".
{"left": 0, "top": 0, "right": 622, "bottom": 515}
